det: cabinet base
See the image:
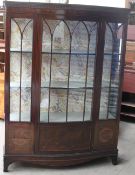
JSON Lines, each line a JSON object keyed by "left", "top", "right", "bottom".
{"left": 4, "top": 149, "right": 118, "bottom": 172}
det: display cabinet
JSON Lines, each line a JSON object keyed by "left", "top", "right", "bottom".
{"left": 4, "top": 1, "right": 129, "bottom": 172}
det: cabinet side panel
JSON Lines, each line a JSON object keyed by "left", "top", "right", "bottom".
{"left": 38, "top": 123, "right": 92, "bottom": 153}
{"left": 6, "top": 123, "right": 34, "bottom": 154}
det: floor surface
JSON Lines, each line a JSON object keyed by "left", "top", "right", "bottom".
{"left": 0, "top": 120, "right": 135, "bottom": 174}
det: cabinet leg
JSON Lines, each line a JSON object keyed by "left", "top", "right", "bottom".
{"left": 111, "top": 155, "right": 118, "bottom": 165}
{"left": 3, "top": 157, "right": 10, "bottom": 172}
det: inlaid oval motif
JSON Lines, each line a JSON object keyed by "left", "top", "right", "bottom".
{"left": 99, "top": 127, "right": 113, "bottom": 143}
{"left": 12, "top": 138, "right": 28, "bottom": 146}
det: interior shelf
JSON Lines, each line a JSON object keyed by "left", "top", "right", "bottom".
{"left": 41, "top": 52, "right": 122, "bottom": 55}
{"left": 10, "top": 49, "right": 122, "bottom": 56}
{"left": 10, "top": 82, "right": 32, "bottom": 88}
{"left": 10, "top": 49, "right": 32, "bottom": 53}
{"left": 10, "top": 112, "right": 31, "bottom": 122}
{"left": 121, "top": 102, "right": 135, "bottom": 108}
{"left": 10, "top": 111, "right": 115, "bottom": 123}
{"left": 10, "top": 81, "right": 119, "bottom": 89}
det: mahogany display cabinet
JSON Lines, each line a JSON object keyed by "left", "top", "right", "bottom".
{"left": 4, "top": 1, "right": 129, "bottom": 172}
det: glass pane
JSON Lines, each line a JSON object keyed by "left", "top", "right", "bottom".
{"left": 85, "top": 89, "right": 93, "bottom": 121}
{"left": 87, "top": 22, "right": 97, "bottom": 87}
{"left": 71, "top": 22, "right": 88, "bottom": 53}
{"left": 99, "top": 88, "right": 109, "bottom": 119}
{"left": 10, "top": 52, "right": 21, "bottom": 87}
{"left": 40, "top": 20, "right": 97, "bottom": 123}
{"left": 49, "top": 89, "right": 67, "bottom": 122}
{"left": 108, "top": 24, "right": 122, "bottom": 119}
{"left": 40, "top": 88, "right": 49, "bottom": 122}
{"left": 10, "top": 88, "right": 20, "bottom": 121}
{"left": 87, "top": 55, "right": 95, "bottom": 87}
{"left": 51, "top": 54, "right": 69, "bottom": 88}
{"left": 10, "top": 19, "right": 21, "bottom": 51}
{"left": 99, "top": 23, "right": 122, "bottom": 120}
{"left": 108, "top": 57, "right": 121, "bottom": 119}
{"left": 21, "top": 88, "right": 31, "bottom": 122}
{"left": 10, "top": 53, "right": 32, "bottom": 88}
{"left": 10, "top": 18, "right": 33, "bottom": 122}
{"left": 88, "top": 22, "right": 97, "bottom": 53}
{"left": 102, "top": 55, "right": 112, "bottom": 87}
{"left": 53, "top": 21, "right": 70, "bottom": 52}
{"left": 108, "top": 87, "right": 119, "bottom": 119}
{"left": 111, "top": 60, "right": 121, "bottom": 87}
{"left": 41, "top": 54, "right": 51, "bottom": 87}
{"left": 69, "top": 55, "right": 87, "bottom": 88}
{"left": 99, "top": 23, "right": 114, "bottom": 120}
{"left": 42, "top": 21, "right": 51, "bottom": 52}
{"left": 99, "top": 55, "right": 113, "bottom": 120}
{"left": 22, "top": 20, "right": 33, "bottom": 51}
{"left": 46, "top": 20, "right": 60, "bottom": 34}
{"left": 10, "top": 18, "right": 33, "bottom": 51}
{"left": 10, "top": 88, "right": 31, "bottom": 122}
{"left": 21, "top": 53, "right": 32, "bottom": 87}
{"left": 66, "top": 21, "right": 79, "bottom": 33}
{"left": 68, "top": 90, "right": 85, "bottom": 122}
{"left": 104, "top": 24, "right": 113, "bottom": 54}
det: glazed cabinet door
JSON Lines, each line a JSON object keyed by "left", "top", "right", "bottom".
{"left": 93, "top": 22, "right": 126, "bottom": 150}
{"left": 5, "top": 17, "right": 34, "bottom": 154}
{"left": 37, "top": 19, "right": 98, "bottom": 153}
{"left": 99, "top": 23, "right": 124, "bottom": 120}
{"left": 9, "top": 18, "right": 33, "bottom": 122}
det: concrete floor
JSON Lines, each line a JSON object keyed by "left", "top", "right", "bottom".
{"left": 0, "top": 120, "right": 135, "bottom": 175}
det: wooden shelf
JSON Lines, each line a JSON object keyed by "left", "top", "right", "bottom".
{"left": 120, "top": 112, "right": 135, "bottom": 118}
{"left": 121, "top": 102, "right": 135, "bottom": 108}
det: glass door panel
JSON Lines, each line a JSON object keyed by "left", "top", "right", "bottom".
{"left": 69, "top": 55, "right": 87, "bottom": 88}
{"left": 99, "top": 55, "right": 112, "bottom": 119}
{"left": 10, "top": 18, "right": 33, "bottom": 122}
{"left": 85, "top": 89, "right": 93, "bottom": 121}
{"left": 40, "top": 20, "right": 97, "bottom": 123}
{"left": 21, "top": 88, "right": 31, "bottom": 121}
{"left": 99, "top": 23, "right": 123, "bottom": 120}
{"left": 51, "top": 54, "right": 69, "bottom": 88}
{"left": 41, "top": 54, "right": 51, "bottom": 87}
{"left": 10, "top": 52, "right": 21, "bottom": 87}
{"left": 87, "top": 55, "right": 95, "bottom": 87}
{"left": 49, "top": 89, "right": 67, "bottom": 122}
{"left": 53, "top": 21, "right": 70, "bottom": 52}
{"left": 21, "top": 53, "right": 32, "bottom": 87}
{"left": 68, "top": 90, "right": 85, "bottom": 122}
{"left": 71, "top": 22, "right": 88, "bottom": 53}
{"left": 10, "top": 88, "right": 20, "bottom": 121}
{"left": 40, "top": 88, "right": 49, "bottom": 122}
